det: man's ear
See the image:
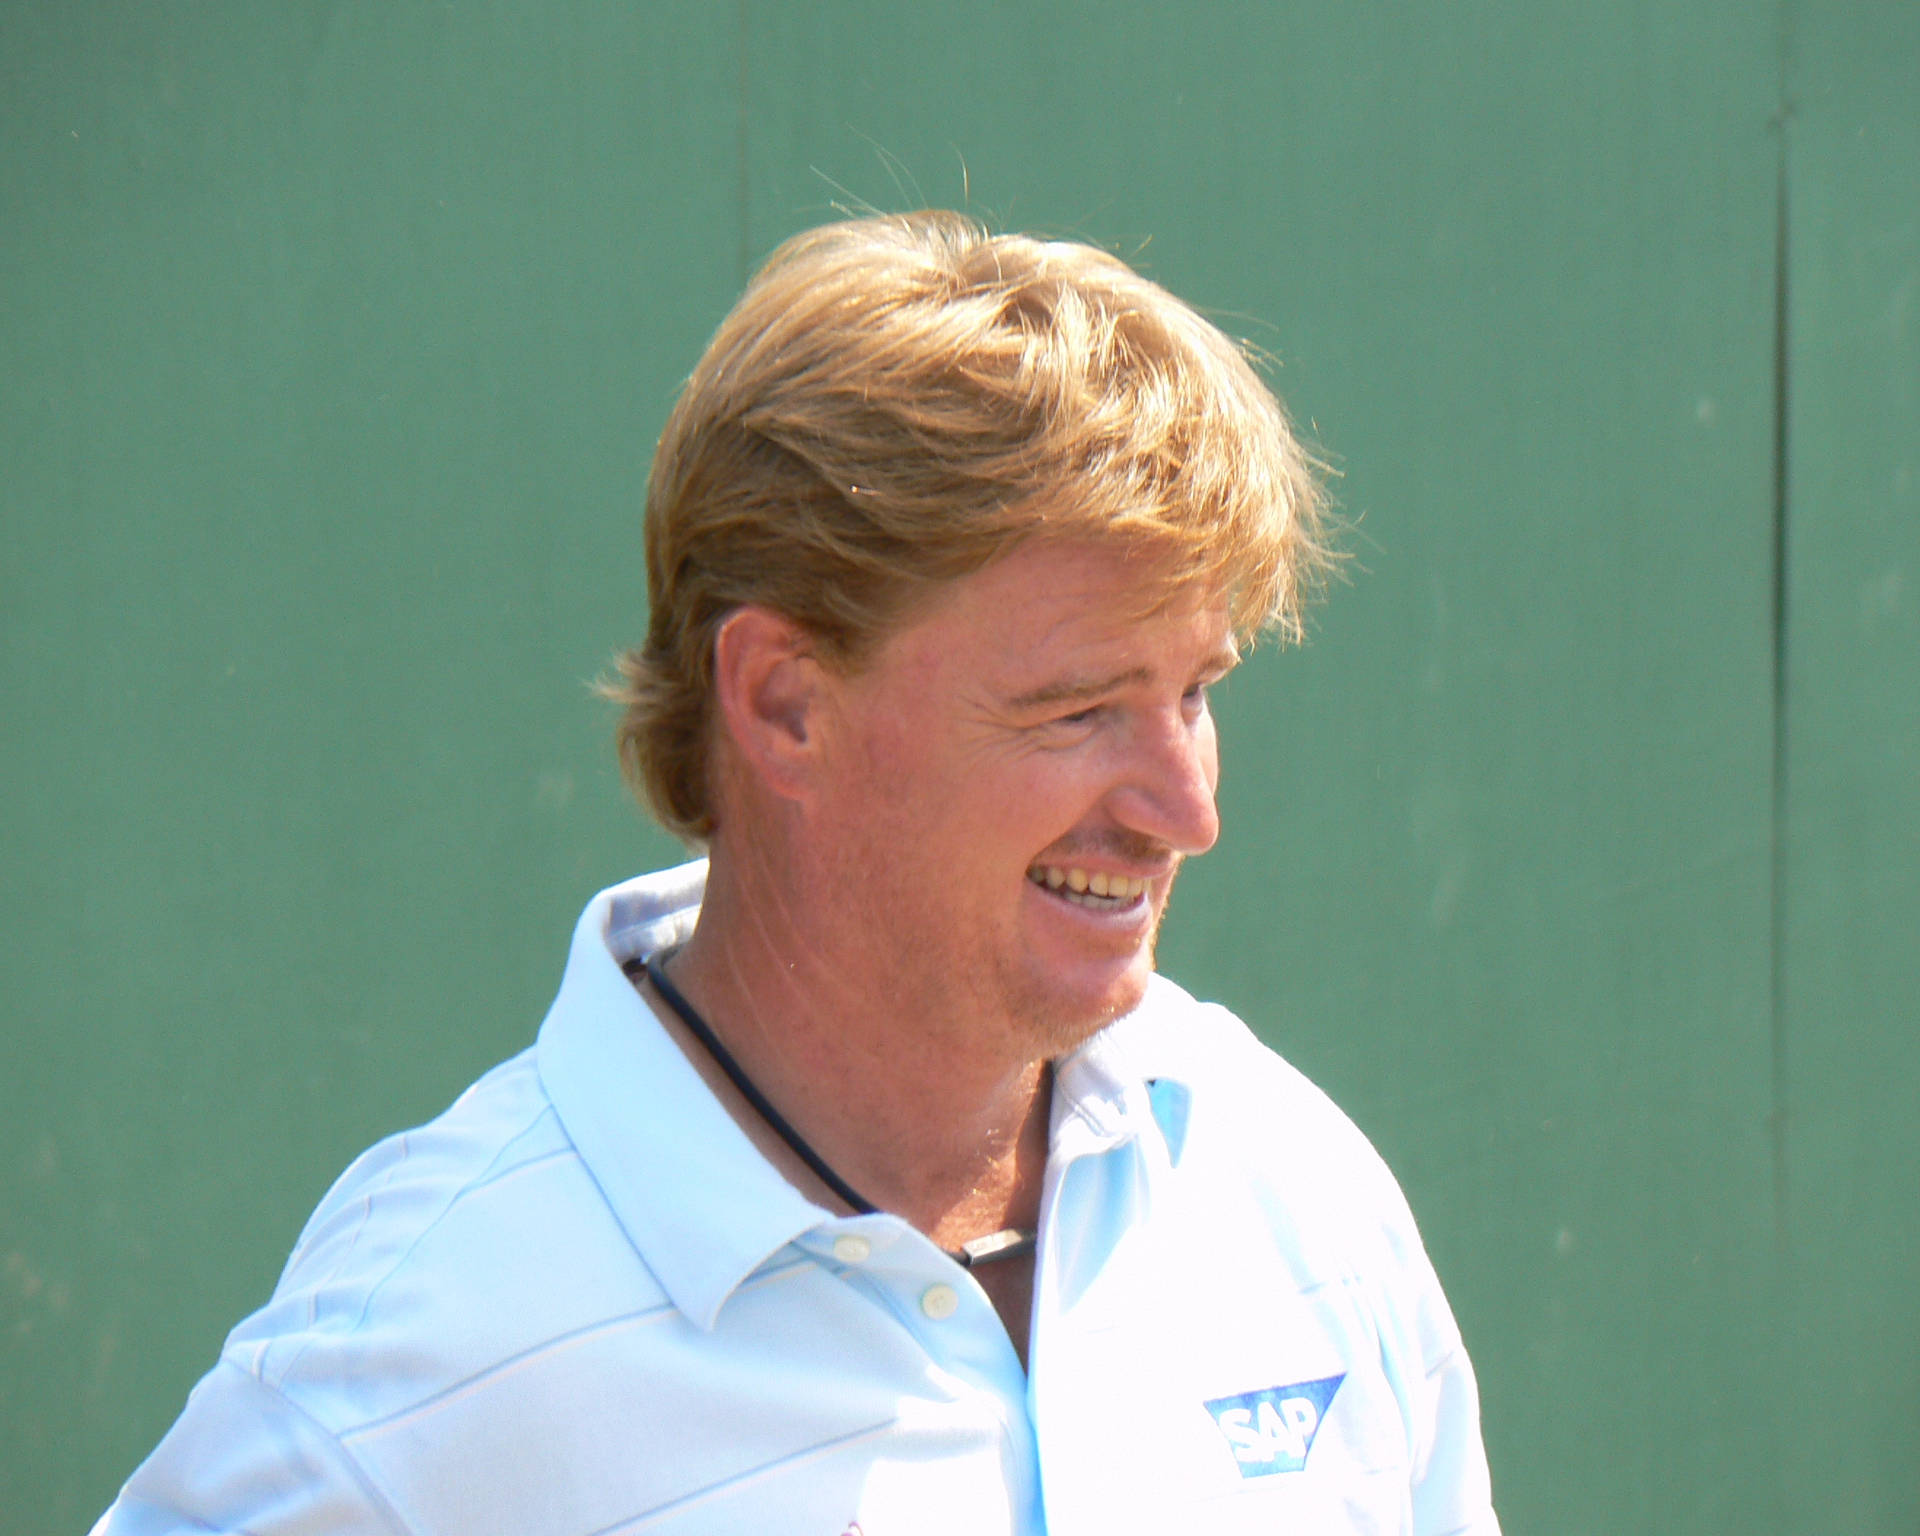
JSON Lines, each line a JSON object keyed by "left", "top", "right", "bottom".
{"left": 710, "top": 606, "right": 828, "bottom": 803}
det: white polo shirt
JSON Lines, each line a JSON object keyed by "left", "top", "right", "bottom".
{"left": 98, "top": 862, "right": 1498, "bottom": 1536}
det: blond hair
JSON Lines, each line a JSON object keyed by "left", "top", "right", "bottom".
{"left": 607, "top": 211, "right": 1333, "bottom": 843}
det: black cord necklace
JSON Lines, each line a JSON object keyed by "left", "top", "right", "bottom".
{"left": 628, "top": 952, "right": 1036, "bottom": 1270}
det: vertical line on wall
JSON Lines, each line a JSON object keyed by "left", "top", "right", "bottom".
{"left": 735, "top": 0, "right": 753, "bottom": 286}
{"left": 1767, "top": 104, "right": 1793, "bottom": 1253}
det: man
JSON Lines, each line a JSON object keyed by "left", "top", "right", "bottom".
{"left": 98, "top": 213, "right": 1498, "bottom": 1534}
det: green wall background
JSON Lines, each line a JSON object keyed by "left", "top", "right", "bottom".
{"left": 3, "top": 4, "right": 1914, "bottom": 1531}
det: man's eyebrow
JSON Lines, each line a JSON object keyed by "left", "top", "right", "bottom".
{"left": 1004, "top": 666, "right": 1153, "bottom": 713}
{"left": 1002, "top": 646, "right": 1239, "bottom": 713}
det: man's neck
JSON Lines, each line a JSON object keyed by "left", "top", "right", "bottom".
{"left": 661, "top": 853, "right": 1051, "bottom": 1243}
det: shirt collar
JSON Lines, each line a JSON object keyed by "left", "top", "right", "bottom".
{"left": 1053, "top": 978, "right": 1199, "bottom": 1166}
{"left": 535, "top": 859, "right": 831, "bottom": 1332}
{"left": 535, "top": 862, "right": 1201, "bottom": 1326}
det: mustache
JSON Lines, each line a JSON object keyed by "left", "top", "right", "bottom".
{"left": 1037, "top": 829, "right": 1182, "bottom": 874}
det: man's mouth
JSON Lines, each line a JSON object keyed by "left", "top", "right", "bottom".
{"left": 1025, "top": 863, "right": 1150, "bottom": 911}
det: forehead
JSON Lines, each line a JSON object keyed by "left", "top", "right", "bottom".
{"left": 876, "top": 539, "right": 1234, "bottom": 687}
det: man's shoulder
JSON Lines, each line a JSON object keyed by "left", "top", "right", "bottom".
{"left": 1121, "top": 975, "right": 1426, "bottom": 1248}
{"left": 224, "top": 1047, "right": 668, "bottom": 1437}
{"left": 1126, "top": 976, "right": 1383, "bottom": 1145}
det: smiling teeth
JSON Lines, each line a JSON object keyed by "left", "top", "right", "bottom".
{"left": 1027, "top": 866, "right": 1149, "bottom": 903}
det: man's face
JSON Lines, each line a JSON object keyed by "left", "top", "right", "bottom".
{"left": 807, "top": 538, "right": 1236, "bottom": 1060}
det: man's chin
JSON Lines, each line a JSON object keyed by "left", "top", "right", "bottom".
{"left": 1016, "top": 953, "right": 1156, "bottom": 1057}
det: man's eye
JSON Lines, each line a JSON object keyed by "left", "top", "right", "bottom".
{"left": 1055, "top": 706, "right": 1101, "bottom": 727}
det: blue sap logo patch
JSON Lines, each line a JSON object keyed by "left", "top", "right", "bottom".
{"left": 1203, "top": 1374, "right": 1345, "bottom": 1477}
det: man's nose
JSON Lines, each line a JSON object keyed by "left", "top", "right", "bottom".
{"left": 1108, "top": 712, "right": 1221, "bottom": 857}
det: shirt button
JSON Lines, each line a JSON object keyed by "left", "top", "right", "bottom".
{"left": 920, "top": 1283, "right": 960, "bottom": 1320}
{"left": 831, "top": 1235, "right": 872, "bottom": 1264}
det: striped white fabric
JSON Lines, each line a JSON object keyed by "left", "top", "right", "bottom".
{"left": 95, "top": 861, "right": 1497, "bottom": 1536}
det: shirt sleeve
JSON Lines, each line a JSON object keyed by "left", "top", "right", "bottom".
{"left": 1408, "top": 1326, "right": 1500, "bottom": 1536}
{"left": 1388, "top": 1205, "right": 1500, "bottom": 1536}
{"left": 92, "top": 1357, "right": 412, "bottom": 1536}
